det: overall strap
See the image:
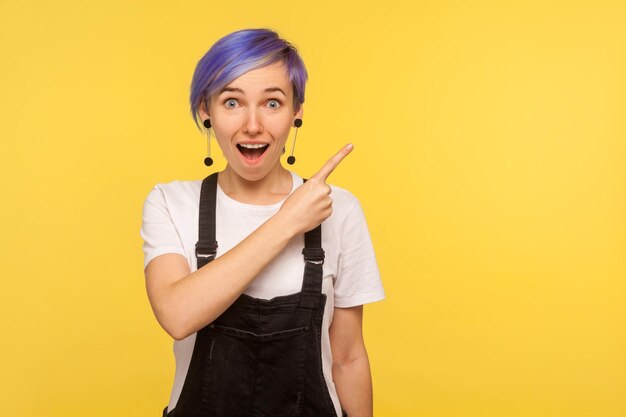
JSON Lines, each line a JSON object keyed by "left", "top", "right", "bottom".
{"left": 299, "top": 178, "right": 325, "bottom": 309}
{"left": 195, "top": 172, "right": 219, "bottom": 269}
{"left": 195, "top": 173, "right": 324, "bottom": 308}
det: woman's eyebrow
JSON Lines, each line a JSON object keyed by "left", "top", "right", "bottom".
{"left": 264, "top": 87, "right": 286, "bottom": 96}
{"left": 218, "top": 86, "right": 286, "bottom": 96}
{"left": 219, "top": 87, "right": 243, "bottom": 94}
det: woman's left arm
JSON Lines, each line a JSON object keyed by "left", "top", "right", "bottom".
{"left": 330, "top": 305, "right": 373, "bottom": 417}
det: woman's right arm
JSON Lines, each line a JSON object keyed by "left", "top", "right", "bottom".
{"left": 145, "top": 145, "right": 352, "bottom": 340}
{"left": 145, "top": 211, "right": 297, "bottom": 340}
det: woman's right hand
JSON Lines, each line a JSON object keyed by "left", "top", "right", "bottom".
{"left": 278, "top": 144, "right": 353, "bottom": 235}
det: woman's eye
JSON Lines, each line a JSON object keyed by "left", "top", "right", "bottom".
{"left": 225, "top": 99, "right": 237, "bottom": 108}
{"left": 267, "top": 100, "right": 280, "bottom": 109}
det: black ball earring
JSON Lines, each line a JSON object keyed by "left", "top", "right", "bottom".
{"left": 287, "top": 118, "right": 302, "bottom": 165}
{"left": 203, "top": 119, "right": 213, "bottom": 166}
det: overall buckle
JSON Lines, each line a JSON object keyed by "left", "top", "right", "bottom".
{"left": 302, "top": 248, "right": 325, "bottom": 265}
{"left": 195, "top": 241, "right": 218, "bottom": 260}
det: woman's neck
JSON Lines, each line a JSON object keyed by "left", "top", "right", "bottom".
{"left": 217, "top": 164, "right": 293, "bottom": 205}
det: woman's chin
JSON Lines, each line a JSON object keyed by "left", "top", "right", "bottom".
{"left": 226, "top": 159, "right": 284, "bottom": 183}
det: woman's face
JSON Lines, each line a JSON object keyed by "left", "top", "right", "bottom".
{"left": 201, "top": 60, "right": 303, "bottom": 182}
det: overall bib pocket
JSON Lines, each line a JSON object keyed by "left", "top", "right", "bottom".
{"left": 201, "top": 322, "right": 311, "bottom": 417}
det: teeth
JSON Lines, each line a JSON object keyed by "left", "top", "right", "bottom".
{"left": 239, "top": 143, "right": 268, "bottom": 149}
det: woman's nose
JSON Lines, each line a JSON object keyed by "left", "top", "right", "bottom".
{"left": 243, "top": 110, "right": 263, "bottom": 135}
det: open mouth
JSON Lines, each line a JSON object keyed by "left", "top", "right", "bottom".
{"left": 237, "top": 143, "right": 269, "bottom": 161}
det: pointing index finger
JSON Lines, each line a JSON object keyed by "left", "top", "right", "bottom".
{"left": 313, "top": 143, "right": 353, "bottom": 182}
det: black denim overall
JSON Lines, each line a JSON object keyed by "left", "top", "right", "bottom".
{"left": 162, "top": 173, "right": 347, "bottom": 417}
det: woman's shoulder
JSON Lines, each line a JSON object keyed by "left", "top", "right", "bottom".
{"left": 143, "top": 178, "right": 203, "bottom": 207}
{"left": 323, "top": 183, "right": 369, "bottom": 242}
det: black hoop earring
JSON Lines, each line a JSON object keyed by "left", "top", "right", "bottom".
{"left": 203, "top": 119, "right": 213, "bottom": 166}
{"left": 287, "top": 118, "right": 302, "bottom": 165}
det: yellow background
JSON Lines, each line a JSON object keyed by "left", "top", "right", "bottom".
{"left": 1, "top": 0, "right": 624, "bottom": 416}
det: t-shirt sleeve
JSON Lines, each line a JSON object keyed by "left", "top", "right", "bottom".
{"left": 140, "top": 185, "right": 187, "bottom": 270}
{"left": 333, "top": 197, "right": 386, "bottom": 308}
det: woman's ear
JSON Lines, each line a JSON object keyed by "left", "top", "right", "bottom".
{"left": 295, "top": 105, "right": 303, "bottom": 120}
{"left": 199, "top": 97, "right": 211, "bottom": 119}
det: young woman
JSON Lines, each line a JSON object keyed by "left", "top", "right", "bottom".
{"left": 140, "top": 28, "right": 385, "bottom": 417}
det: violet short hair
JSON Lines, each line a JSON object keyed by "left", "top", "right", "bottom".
{"left": 189, "top": 28, "right": 308, "bottom": 131}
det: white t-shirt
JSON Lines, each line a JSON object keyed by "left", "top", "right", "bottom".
{"left": 140, "top": 170, "right": 385, "bottom": 416}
